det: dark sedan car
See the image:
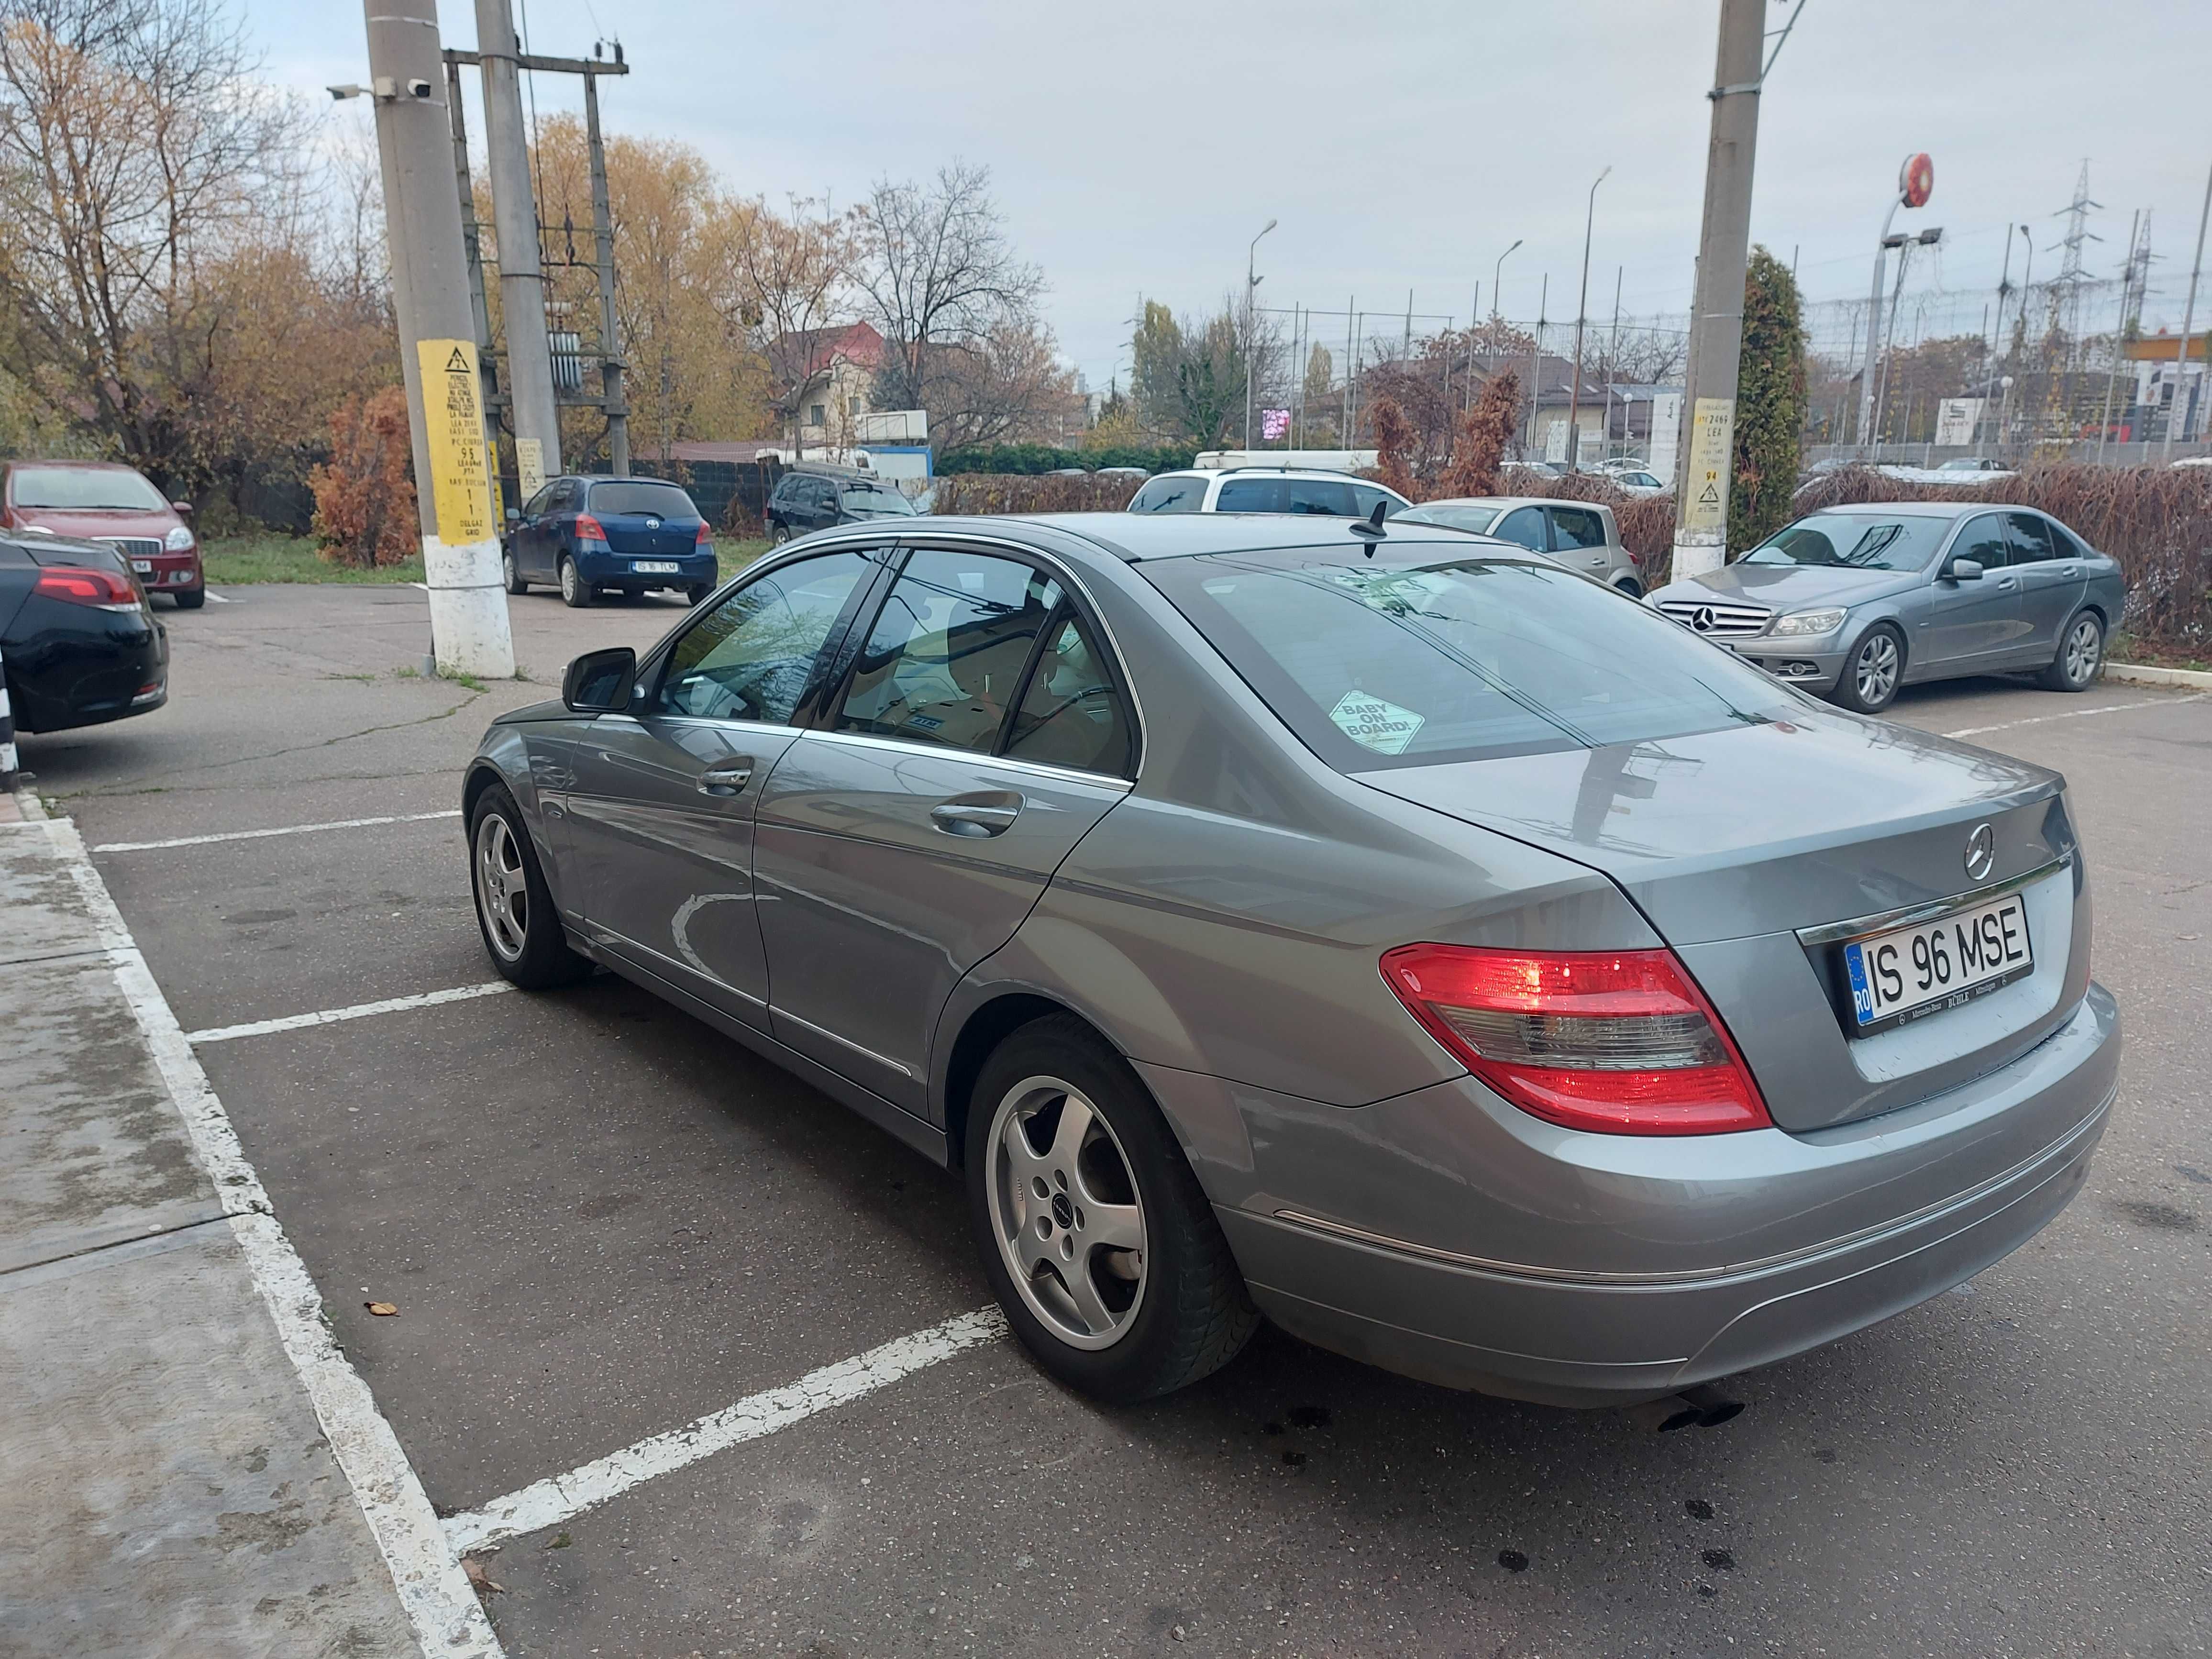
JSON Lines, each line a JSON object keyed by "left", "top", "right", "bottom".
{"left": 503, "top": 476, "right": 717, "bottom": 608}
{"left": 461, "top": 511, "right": 2115, "bottom": 1415}
{"left": 766, "top": 468, "right": 918, "bottom": 542}
{"left": 0, "top": 531, "right": 167, "bottom": 733}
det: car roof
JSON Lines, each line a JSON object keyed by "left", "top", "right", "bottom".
{"left": 917, "top": 510, "right": 1516, "bottom": 565}
{"left": 1166, "top": 467, "right": 1381, "bottom": 483}
{"left": 1805, "top": 500, "right": 1993, "bottom": 519}
{"left": 4, "top": 458, "right": 148, "bottom": 473}
{"left": 1410, "top": 496, "right": 1598, "bottom": 511}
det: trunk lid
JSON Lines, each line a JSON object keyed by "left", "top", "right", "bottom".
{"left": 597, "top": 512, "right": 699, "bottom": 557}
{"left": 1357, "top": 708, "right": 2085, "bottom": 1130}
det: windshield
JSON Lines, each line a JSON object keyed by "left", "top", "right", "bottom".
{"left": 586, "top": 481, "right": 697, "bottom": 517}
{"left": 839, "top": 483, "right": 917, "bottom": 516}
{"left": 1740, "top": 513, "right": 1951, "bottom": 572}
{"left": 1141, "top": 547, "right": 1794, "bottom": 771}
{"left": 10, "top": 465, "right": 167, "bottom": 511}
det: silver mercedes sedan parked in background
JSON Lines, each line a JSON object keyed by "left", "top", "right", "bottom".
{"left": 1647, "top": 502, "right": 2126, "bottom": 714}
{"left": 464, "top": 511, "right": 2118, "bottom": 1414}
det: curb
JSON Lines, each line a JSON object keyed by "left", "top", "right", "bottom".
{"left": 2104, "top": 661, "right": 2212, "bottom": 691}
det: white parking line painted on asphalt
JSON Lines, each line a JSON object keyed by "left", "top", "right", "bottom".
{"left": 92, "top": 808, "right": 462, "bottom": 854}
{"left": 1941, "top": 692, "right": 2206, "bottom": 740}
{"left": 186, "top": 980, "right": 515, "bottom": 1045}
{"left": 443, "top": 1306, "right": 1008, "bottom": 1554}
{"left": 204, "top": 591, "right": 231, "bottom": 603}
{"left": 39, "top": 813, "right": 503, "bottom": 1659}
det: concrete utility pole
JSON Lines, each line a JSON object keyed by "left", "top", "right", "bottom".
{"left": 475, "top": 0, "right": 562, "bottom": 489}
{"left": 584, "top": 67, "right": 629, "bottom": 475}
{"left": 2163, "top": 157, "right": 2212, "bottom": 458}
{"left": 361, "top": 0, "right": 515, "bottom": 678}
{"left": 1670, "top": 0, "right": 1764, "bottom": 582}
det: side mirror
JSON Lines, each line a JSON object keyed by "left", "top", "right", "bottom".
{"left": 1944, "top": 557, "right": 1984, "bottom": 583}
{"left": 506, "top": 507, "right": 522, "bottom": 523}
{"left": 171, "top": 500, "right": 192, "bottom": 515}
{"left": 563, "top": 646, "right": 636, "bottom": 713}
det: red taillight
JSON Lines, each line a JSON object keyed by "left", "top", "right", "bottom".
{"left": 1379, "top": 945, "right": 1770, "bottom": 1136}
{"left": 35, "top": 565, "right": 141, "bottom": 609}
{"left": 695, "top": 521, "right": 713, "bottom": 545}
{"left": 575, "top": 513, "right": 608, "bottom": 543}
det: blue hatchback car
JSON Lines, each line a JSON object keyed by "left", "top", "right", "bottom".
{"left": 503, "top": 475, "right": 717, "bottom": 608}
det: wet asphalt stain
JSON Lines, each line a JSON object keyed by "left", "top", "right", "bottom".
{"left": 2114, "top": 1200, "right": 2199, "bottom": 1231}
{"left": 1496, "top": 1549, "right": 1529, "bottom": 1572}
{"left": 1702, "top": 1548, "right": 1736, "bottom": 1571}
{"left": 1685, "top": 1499, "right": 1714, "bottom": 1520}
{"left": 2175, "top": 1164, "right": 2211, "bottom": 1185}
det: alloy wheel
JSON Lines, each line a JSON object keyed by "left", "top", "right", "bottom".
{"left": 474, "top": 812, "right": 530, "bottom": 962}
{"left": 984, "top": 1075, "right": 1148, "bottom": 1350}
{"left": 2064, "top": 616, "right": 2101, "bottom": 685}
{"left": 559, "top": 559, "right": 579, "bottom": 604}
{"left": 1855, "top": 632, "right": 1900, "bottom": 706}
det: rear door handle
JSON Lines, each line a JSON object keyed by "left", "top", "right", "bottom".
{"left": 696, "top": 759, "right": 754, "bottom": 796}
{"left": 929, "top": 796, "right": 1022, "bottom": 837}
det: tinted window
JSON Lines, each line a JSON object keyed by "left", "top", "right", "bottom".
{"left": 1006, "top": 610, "right": 1134, "bottom": 776}
{"left": 2046, "top": 520, "right": 2090, "bottom": 560}
{"left": 1215, "top": 477, "right": 1284, "bottom": 512}
{"left": 1284, "top": 477, "right": 1357, "bottom": 515}
{"left": 838, "top": 482, "right": 916, "bottom": 517}
{"left": 2005, "top": 512, "right": 2054, "bottom": 564}
{"left": 546, "top": 479, "right": 584, "bottom": 514}
{"left": 520, "top": 483, "right": 557, "bottom": 518}
{"left": 1128, "top": 475, "right": 1207, "bottom": 513}
{"left": 1492, "top": 507, "right": 1548, "bottom": 551}
{"left": 588, "top": 480, "right": 697, "bottom": 517}
{"left": 835, "top": 550, "right": 1063, "bottom": 753}
{"left": 1549, "top": 506, "right": 1607, "bottom": 550}
{"left": 653, "top": 550, "right": 875, "bottom": 722}
{"left": 1951, "top": 514, "right": 2009, "bottom": 571}
{"left": 1741, "top": 512, "right": 1950, "bottom": 572}
{"left": 1398, "top": 504, "right": 1504, "bottom": 534}
{"left": 1349, "top": 484, "right": 1403, "bottom": 520}
{"left": 1140, "top": 550, "right": 1792, "bottom": 772}
{"left": 8, "top": 465, "right": 166, "bottom": 510}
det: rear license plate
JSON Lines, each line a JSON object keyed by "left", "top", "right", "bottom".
{"left": 1841, "top": 893, "right": 2033, "bottom": 1033}
{"left": 631, "top": 560, "right": 680, "bottom": 574}
{"left": 131, "top": 559, "right": 153, "bottom": 574}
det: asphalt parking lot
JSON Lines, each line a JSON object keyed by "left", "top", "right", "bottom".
{"left": 22, "top": 581, "right": 2212, "bottom": 1658}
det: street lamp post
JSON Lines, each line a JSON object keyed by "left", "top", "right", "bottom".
{"left": 1564, "top": 166, "right": 1611, "bottom": 472}
{"left": 1857, "top": 154, "right": 1934, "bottom": 454}
{"left": 1485, "top": 239, "right": 1522, "bottom": 415}
{"left": 1245, "top": 218, "right": 1277, "bottom": 451}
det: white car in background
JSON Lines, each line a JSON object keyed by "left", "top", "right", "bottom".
{"left": 1125, "top": 468, "right": 1411, "bottom": 519}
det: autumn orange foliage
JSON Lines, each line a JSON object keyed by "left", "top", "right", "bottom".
{"left": 1435, "top": 371, "right": 1520, "bottom": 500}
{"left": 309, "top": 388, "right": 419, "bottom": 568}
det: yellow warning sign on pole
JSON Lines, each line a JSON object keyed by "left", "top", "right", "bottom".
{"left": 515, "top": 438, "right": 546, "bottom": 503}
{"left": 415, "top": 339, "right": 495, "bottom": 546}
{"left": 1681, "top": 397, "right": 1734, "bottom": 536}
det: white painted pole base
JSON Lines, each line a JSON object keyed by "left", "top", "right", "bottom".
{"left": 420, "top": 536, "right": 516, "bottom": 679}
{"left": 1671, "top": 529, "right": 1728, "bottom": 583}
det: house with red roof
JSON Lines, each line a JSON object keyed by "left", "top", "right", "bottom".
{"left": 768, "top": 321, "right": 885, "bottom": 453}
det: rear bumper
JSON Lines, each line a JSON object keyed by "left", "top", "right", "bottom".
{"left": 1170, "top": 983, "right": 2119, "bottom": 1407}
{"left": 3, "top": 602, "right": 168, "bottom": 733}
{"left": 573, "top": 546, "right": 715, "bottom": 588}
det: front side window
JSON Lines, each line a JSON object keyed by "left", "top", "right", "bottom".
{"left": 1215, "top": 477, "right": 1283, "bottom": 512}
{"left": 1127, "top": 475, "right": 1207, "bottom": 513}
{"left": 587, "top": 480, "right": 697, "bottom": 518}
{"left": 1950, "top": 514, "right": 2009, "bottom": 571}
{"left": 1549, "top": 506, "right": 1607, "bottom": 550}
{"left": 1492, "top": 506, "right": 1548, "bottom": 551}
{"left": 653, "top": 550, "right": 877, "bottom": 723}
{"left": 1741, "top": 512, "right": 1951, "bottom": 572}
{"left": 835, "top": 550, "right": 1064, "bottom": 753}
{"left": 1283, "top": 476, "right": 1357, "bottom": 516}
{"left": 1005, "top": 611, "right": 1134, "bottom": 776}
{"left": 520, "top": 484, "right": 557, "bottom": 518}
{"left": 546, "top": 479, "right": 583, "bottom": 515}
{"left": 1141, "top": 547, "right": 1792, "bottom": 772}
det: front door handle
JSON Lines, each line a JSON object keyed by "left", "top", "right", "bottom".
{"left": 697, "top": 760, "right": 754, "bottom": 796}
{"left": 929, "top": 795, "right": 1022, "bottom": 837}
{"left": 1998, "top": 577, "right": 2019, "bottom": 591}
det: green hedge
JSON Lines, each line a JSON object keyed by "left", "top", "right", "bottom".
{"left": 936, "top": 442, "right": 1197, "bottom": 476}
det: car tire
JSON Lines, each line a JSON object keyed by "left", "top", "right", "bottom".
{"left": 686, "top": 583, "right": 712, "bottom": 606}
{"left": 1612, "top": 575, "right": 1645, "bottom": 599}
{"left": 503, "top": 550, "right": 529, "bottom": 595}
{"left": 172, "top": 586, "right": 206, "bottom": 609}
{"left": 769, "top": 521, "right": 792, "bottom": 546}
{"left": 2036, "top": 610, "right": 2103, "bottom": 693}
{"left": 1832, "top": 622, "right": 1905, "bottom": 715}
{"left": 964, "top": 1014, "right": 1257, "bottom": 1404}
{"left": 558, "top": 555, "right": 592, "bottom": 608}
{"left": 467, "top": 782, "right": 592, "bottom": 990}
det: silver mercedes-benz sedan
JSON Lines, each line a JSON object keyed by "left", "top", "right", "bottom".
{"left": 463, "top": 511, "right": 2119, "bottom": 1412}
{"left": 1647, "top": 502, "right": 2126, "bottom": 714}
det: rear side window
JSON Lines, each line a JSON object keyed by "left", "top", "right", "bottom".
{"left": 1214, "top": 477, "right": 1283, "bottom": 512}
{"left": 2004, "top": 513, "right": 2053, "bottom": 564}
{"left": 1348, "top": 484, "right": 1403, "bottom": 520}
{"left": 1005, "top": 610, "right": 1134, "bottom": 776}
{"left": 2046, "top": 520, "right": 2090, "bottom": 559}
{"left": 835, "top": 550, "right": 1064, "bottom": 753}
{"left": 1141, "top": 549, "right": 1792, "bottom": 771}
{"left": 588, "top": 480, "right": 697, "bottom": 518}
{"left": 1128, "top": 475, "right": 1207, "bottom": 513}
{"left": 653, "top": 550, "right": 875, "bottom": 722}
{"left": 1549, "top": 506, "right": 1606, "bottom": 550}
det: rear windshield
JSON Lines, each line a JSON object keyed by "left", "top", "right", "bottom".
{"left": 1740, "top": 512, "right": 1950, "bottom": 572}
{"left": 10, "top": 465, "right": 166, "bottom": 510}
{"left": 1128, "top": 475, "right": 1208, "bottom": 513}
{"left": 1140, "top": 547, "right": 1794, "bottom": 771}
{"left": 586, "top": 480, "right": 697, "bottom": 518}
{"left": 1397, "top": 504, "right": 1504, "bottom": 534}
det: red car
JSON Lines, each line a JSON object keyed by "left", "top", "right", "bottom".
{"left": 0, "top": 460, "right": 204, "bottom": 608}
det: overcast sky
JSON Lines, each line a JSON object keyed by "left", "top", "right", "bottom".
{"left": 264, "top": 1, "right": 2212, "bottom": 391}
